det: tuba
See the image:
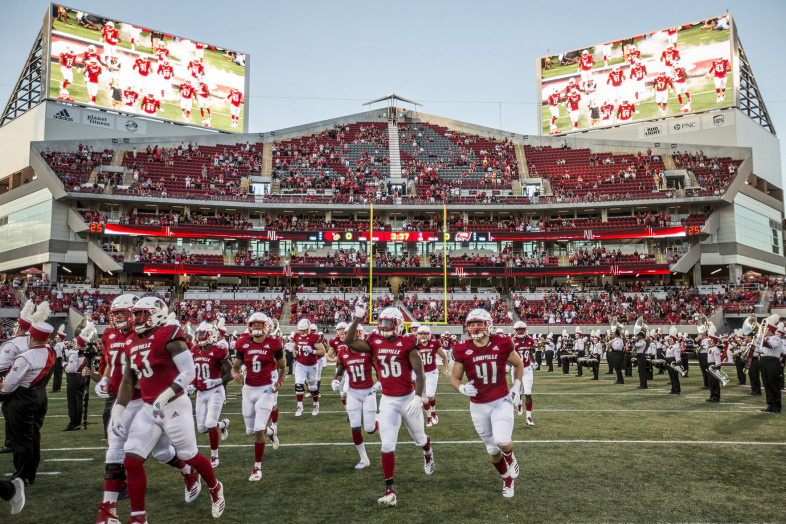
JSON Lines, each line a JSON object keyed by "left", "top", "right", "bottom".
{"left": 633, "top": 316, "right": 649, "bottom": 341}
{"left": 695, "top": 314, "right": 709, "bottom": 338}
{"left": 669, "top": 360, "right": 688, "bottom": 377}
{"left": 609, "top": 316, "right": 622, "bottom": 337}
{"left": 707, "top": 366, "right": 729, "bottom": 387}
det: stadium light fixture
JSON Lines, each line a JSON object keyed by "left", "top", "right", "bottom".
{"left": 711, "top": 268, "right": 722, "bottom": 275}
{"left": 61, "top": 266, "right": 71, "bottom": 273}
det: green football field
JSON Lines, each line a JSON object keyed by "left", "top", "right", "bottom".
{"left": 1, "top": 363, "right": 783, "bottom": 523}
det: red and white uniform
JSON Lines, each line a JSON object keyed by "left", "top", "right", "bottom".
{"left": 667, "top": 27, "right": 679, "bottom": 45}
{"left": 628, "top": 62, "right": 647, "bottom": 98}
{"left": 654, "top": 74, "right": 673, "bottom": 104}
{"left": 227, "top": 89, "right": 243, "bottom": 116}
{"left": 453, "top": 335, "right": 515, "bottom": 455}
{"left": 293, "top": 332, "right": 321, "bottom": 389}
{"left": 566, "top": 91, "right": 581, "bottom": 125}
{"left": 154, "top": 46, "right": 170, "bottom": 62}
{"left": 123, "top": 325, "right": 199, "bottom": 461}
{"left": 672, "top": 66, "right": 688, "bottom": 94}
{"left": 133, "top": 58, "right": 152, "bottom": 90}
{"left": 194, "top": 42, "right": 205, "bottom": 59}
{"left": 59, "top": 52, "right": 76, "bottom": 83}
{"left": 617, "top": 102, "right": 635, "bottom": 121}
{"left": 547, "top": 92, "right": 561, "bottom": 119}
{"left": 124, "top": 89, "right": 139, "bottom": 109}
{"left": 188, "top": 60, "right": 205, "bottom": 80}
{"left": 440, "top": 335, "right": 454, "bottom": 360}
{"left": 415, "top": 338, "right": 441, "bottom": 398}
{"left": 157, "top": 63, "right": 175, "bottom": 95}
{"left": 180, "top": 83, "right": 196, "bottom": 112}
{"left": 661, "top": 48, "right": 680, "bottom": 74}
{"left": 579, "top": 54, "right": 595, "bottom": 82}
{"left": 512, "top": 336, "right": 534, "bottom": 395}
{"left": 626, "top": 48, "right": 641, "bottom": 65}
{"left": 235, "top": 336, "right": 283, "bottom": 433}
{"left": 197, "top": 82, "right": 210, "bottom": 108}
{"left": 193, "top": 344, "right": 228, "bottom": 433}
{"left": 102, "top": 26, "right": 120, "bottom": 57}
{"left": 365, "top": 332, "right": 429, "bottom": 453}
{"left": 600, "top": 102, "right": 614, "bottom": 121}
{"left": 85, "top": 63, "right": 101, "bottom": 97}
{"left": 607, "top": 70, "right": 625, "bottom": 102}
{"left": 82, "top": 51, "right": 100, "bottom": 67}
{"left": 140, "top": 95, "right": 160, "bottom": 115}
{"left": 338, "top": 347, "right": 377, "bottom": 432}
{"left": 709, "top": 58, "right": 729, "bottom": 89}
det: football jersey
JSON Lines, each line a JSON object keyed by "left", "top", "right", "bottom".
{"left": 59, "top": 53, "right": 76, "bottom": 68}
{"left": 453, "top": 334, "right": 514, "bottom": 404}
{"left": 710, "top": 59, "right": 729, "bottom": 78}
{"left": 83, "top": 51, "right": 100, "bottom": 65}
{"left": 85, "top": 64, "right": 101, "bottom": 83}
{"left": 416, "top": 338, "right": 441, "bottom": 373}
{"left": 134, "top": 59, "right": 151, "bottom": 76}
{"left": 661, "top": 49, "right": 680, "bottom": 66}
{"left": 141, "top": 96, "right": 160, "bottom": 114}
{"left": 126, "top": 324, "right": 186, "bottom": 403}
{"left": 513, "top": 336, "right": 533, "bottom": 368}
{"left": 157, "top": 63, "right": 174, "bottom": 79}
{"left": 654, "top": 76, "right": 673, "bottom": 92}
{"left": 192, "top": 344, "right": 228, "bottom": 391}
{"left": 188, "top": 61, "right": 205, "bottom": 78}
{"left": 155, "top": 47, "right": 170, "bottom": 61}
{"left": 293, "top": 332, "right": 322, "bottom": 366}
{"left": 103, "top": 27, "right": 120, "bottom": 45}
{"left": 672, "top": 67, "right": 687, "bottom": 83}
{"left": 618, "top": 103, "right": 635, "bottom": 120}
{"left": 102, "top": 327, "right": 140, "bottom": 399}
{"left": 228, "top": 90, "right": 243, "bottom": 106}
{"left": 440, "top": 336, "right": 453, "bottom": 352}
{"left": 180, "top": 83, "right": 196, "bottom": 99}
{"left": 607, "top": 70, "right": 625, "bottom": 86}
{"left": 337, "top": 347, "right": 375, "bottom": 389}
{"left": 627, "top": 49, "right": 641, "bottom": 63}
{"left": 630, "top": 64, "right": 647, "bottom": 81}
{"left": 234, "top": 336, "right": 283, "bottom": 387}
{"left": 124, "top": 90, "right": 139, "bottom": 106}
{"left": 366, "top": 332, "right": 417, "bottom": 397}
{"left": 567, "top": 92, "right": 581, "bottom": 111}
{"left": 547, "top": 93, "right": 560, "bottom": 106}
{"left": 579, "top": 54, "right": 594, "bottom": 71}
{"left": 600, "top": 104, "right": 614, "bottom": 119}
{"left": 197, "top": 83, "right": 209, "bottom": 98}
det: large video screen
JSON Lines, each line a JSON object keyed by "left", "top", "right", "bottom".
{"left": 48, "top": 4, "right": 248, "bottom": 132}
{"left": 538, "top": 14, "right": 734, "bottom": 135}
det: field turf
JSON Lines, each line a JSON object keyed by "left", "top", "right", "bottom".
{"left": 1, "top": 363, "right": 784, "bottom": 523}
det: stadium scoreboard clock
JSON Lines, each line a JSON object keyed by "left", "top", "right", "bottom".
{"left": 685, "top": 225, "right": 702, "bottom": 236}
{"left": 89, "top": 223, "right": 104, "bottom": 233}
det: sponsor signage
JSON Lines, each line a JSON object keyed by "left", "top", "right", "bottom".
{"left": 638, "top": 123, "right": 666, "bottom": 139}
{"left": 669, "top": 116, "right": 701, "bottom": 134}
{"left": 82, "top": 111, "right": 115, "bottom": 129}
{"left": 46, "top": 103, "right": 80, "bottom": 123}
{"left": 116, "top": 116, "right": 146, "bottom": 134}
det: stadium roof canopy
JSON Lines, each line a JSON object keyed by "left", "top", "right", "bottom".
{"left": 363, "top": 93, "right": 422, "bottom": 108}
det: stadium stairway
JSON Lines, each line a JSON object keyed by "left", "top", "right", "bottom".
{"left": 670, "top": 242, "right": 700, "bottom": 274}
{"left": 754, "top": 292, "right": 770, "bottom": 315}
{"left": 397, "top": 301, "right": 415, "bottom": 323}
{"left": 87, "top": 240, "right": 123, "bottom": 273}
{"left": 262, "top": 143, "right": 273, "bottom": 177}
{"left": 388, "top": 121, "right": 402, "bottom": 179}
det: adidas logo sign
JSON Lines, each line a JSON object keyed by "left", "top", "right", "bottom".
{"left": 172, "top": 411, "right": 179, "bottom": 418}
{"left": 52, "top": 108, "right": 74, "bottom": 121}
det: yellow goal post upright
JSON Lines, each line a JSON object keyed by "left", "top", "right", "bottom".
{"left": 367, "top": 203, "right": 449, "bottom": 328}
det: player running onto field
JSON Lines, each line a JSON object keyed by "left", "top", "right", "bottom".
{"left": 653, "top": 71, "right": 674, "bottom": 116}
{"left": 345, "top": 302, "right": 434, "bottom": 507}
{"left": 332, "top": 327, "right": 380, "bottom": 469}
{"left": 191, "top": 322, "right": 232, "bottom": 468}
{"left": 292, "top": 319, "right": 326, "bottom": 417}
{"left": 112, "top": 297, "right": 225, "bottom": 522}
{"left": 227, "top": 88, "right": 243, "bottom": 128}
{"left": 232, "top": 313, "right": 285, "bottom": 482}
{"left": 452, "top": 309, "right": 524, "bottom": 498}
{"left": 672, "top": 58, "right": 691, "bottom": 112}
{"left": 414, "top": 325, "right": 449, "bottom": 427}
{"left": 708, "top": 56, "right": 730, "bottom": 103}
{"left": 512, "top": 321, "right": 536, "bottom": 425}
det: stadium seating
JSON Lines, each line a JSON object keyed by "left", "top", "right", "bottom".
{"left": 40, "top": 148, "right": 114, "bottom": 191}
{"left": 173, "top": 299, "right": 283, "bottom": 324}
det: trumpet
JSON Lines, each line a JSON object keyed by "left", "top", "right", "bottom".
{"left": 707, "top": 366, "right": 729, "bottom": 387}
{"left": 669, "top": 360, "right": 688, "bottom": 377}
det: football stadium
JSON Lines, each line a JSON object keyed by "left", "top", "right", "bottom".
{"left": 0, "top": 3, "right": 784, "bottom": 523}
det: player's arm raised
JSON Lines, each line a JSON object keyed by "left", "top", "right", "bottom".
{"left": 345, "top": 300, "right": 372, "bottom": 354}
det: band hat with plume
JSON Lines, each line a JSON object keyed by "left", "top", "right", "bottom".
{"left": 28, "top": 301, "right": 53, "bottom": 342}
{"left": 57, "top": 324, "right": 67, "bottom": 339}
{"left": 17, "top": 300, "right": 35, "bottom": 331}
{"left": 216, "top": 318, "right": 226, "bottom": 334}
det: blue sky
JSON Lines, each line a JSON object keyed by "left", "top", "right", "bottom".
{"left": 2, "top": 0, "right": 785, "bottom": 183}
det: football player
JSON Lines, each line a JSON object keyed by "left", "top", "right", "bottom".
{"left": 292, "top": 319, "right": 326, "bottom": 416}
{"left": 344, "top": 302, "right": 434, "bottom": 508}
{"left": 132, "top": 57, "right": 153, "bottom": 93}
{"left": 196, "top": 82, "right": 211, "bottom": 126}
{"left": 606, "top": 65, "right": 626, "bottom": 105}
{"left": 452, "top": 309, "right": 523, "bottom": 498}
{"left": 577, "top": 49, "right": 595, "bottom": 85}
{"left": 179, "top": 81, "right": 197, "bottom": 120}
{"left": 227, "top": 88, "right": 243, "bottom": 128}
{"left": 512, "top": 321, "right": 535, "bottom": 426}
{"left": 231, "top": 313, "right": 285, "bottom": 482}
{"left": 672, "top": 58, "right": 690, "bottom": 110}
{"left": 653, "top": 71, "right": 674, "bottom": 116}
{"left": 59, "top": 46, "right": 76, "bottom": 90}
{"left": 84, "top": 58, "right": 102, "bottom": 105}
{"left": 111, "top": 297, "right": 225, "bottom": 522}
{"left": 414, "top": 325, "right": 449, "bottom": 427}
{"left": 332, "top": 325, "right": 380, "bottom": 469}
{"left": 101, "top": 21, "right": 121, "bottom": 62}
{"left": 708, "top": 56, "right": 730, "bottom": 103}
{"left": 191, "top": 322, "right": 232, "bottom": 468}
{"left": 328, "top": 323, "right": 350, "bottom": 407}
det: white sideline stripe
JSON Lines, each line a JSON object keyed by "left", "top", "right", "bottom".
{"left": 5, "top": 472, "right": 60, "bottom": 475}
{"left": 217, "top": 408, "right": 774, "bottom": 415}
{"left": 45, "top": 458, "right": 94, "bottom": 462}
{"left": 40, "top": 439, "right": 786, "bottom": 453}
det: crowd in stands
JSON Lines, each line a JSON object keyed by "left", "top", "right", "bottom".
{"left": 568, "top": 248, "right": 657, "bottom": 266}
{"left": 174, "top": 298, "right": 283, "bottom": 324}
{"left": 234, "top": 251, "right": 282, "bottom": 267}
{"left": 402, "top": 296, "right": 512, "bottom": 325}
{"left": 0, "top": 284, "right": 21, "bottom": 308}
{"left": 672, "top": 150, "right": 742, "bottom": 197}
{"left": 290, "top": 249, "right": 368, "bottom": 267}
{"left": 135, "top": 245, "right": 224, "bottom": 265}
{"left": 40, "top": 145, "right": 114, "bottom": 191}
{"left": 289, "top": 297, "right": 351, "bottom": 326}
{"left": 119, "top": 210, "right": 253, "bottom": 229}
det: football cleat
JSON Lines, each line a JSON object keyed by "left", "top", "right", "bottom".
{"left": 183, "top": 469, "right": 201, "bottom": 503}
{"left": 517, "top": 403, "right": 523, "bottom": 416}
{"left": 503, "top": 476, "right": 515, "bottom": 498}
{"left": 355, "top": 457, "right": 371, "bottom": 470}
{"left": 95, "top": 501, "right": 120, "bottom": 524}
{"left": 127, "top": 514, "right": 148, "bottom": 524}
{"left": 10, "top": 477, "right": 25, "bottom": 516}
{"left": 248, "top": 467, "right": 262, "bottom": 482}
{"left": 423, "top": 451, "right": 435, "bottom": 475}
{"left": 432, "top": 415, "right": 438, "bottom": 425}
{"left": 304, "top": 390, "right": 311, "bottom": 398}
{"left": 377, "top": 488, "right": 397, "bottom": 507}
{"left": 295, "top": 405, "right": 304, "bottom": 417}
{"left": 312, "top": 403, "right": 320, "bottom": 416}
{"left": 210, "top": 456, "right": 219, "bottom": 468}
{"left": 209, "top": 481, "right": 225, "bottom": 518}
{"left": 269, "top": 427, "right": 279, "bottom": 450}
{"left": 271, "top": 422, "right": 278, "bottom": 433}
{"left": 526, "top": 416, "right": 535, "bottom": 427}
{"left": 426, "top": 418, "right": 433, "bottom": 428}
{"left": 505, "top": 453, "right": 520, "bottom": 479}
{"left": 220, "top": 419, "right": 230, "bottom": 441}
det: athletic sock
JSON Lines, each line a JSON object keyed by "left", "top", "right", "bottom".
{"left": 493, "top": 457, "right": 510, "bottom": 478}
{"left": 255, "top": 442, "right": 265, "bottom": 463}
{"left": 381, "top": 452, "right": 395, "bottom": 480}
{"left": 351, "top": 428, "right": 363, "bottom": 445}
{"left": 209, "top": 429, "right": 219, "bottom": 451}
{"left": 184, "top": 453, "right": 217, "bottom": 488}
{"left": 123, "top": 457, "right": 147, "bottom": 514}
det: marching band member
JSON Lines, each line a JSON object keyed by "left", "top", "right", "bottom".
{"left": 646, "top": 329, "right": 658, "bottom": 379}
{"left": 760, "top": 315, "right": 783, "bottom": 413}
{"left": 696, "top": 324, "right": 712, "bottom": 390}
{"left": 608, "top": 324, "right": 625, "bottom": 384}
{"left": 706, "top": 332, "right": 723, "bottom": 403}
{"left": 665, "top": 326, "right": 682, "bottom": 395}
{"left": 634, "top": 328, "right": 649, "bottom": 389}
{"left": 623, "top": 329, "right": 633, "bottom": 377}
{"left": 543, "top": 333, "right": 555, "bottom": 372}
{"left": 745, "top": 333, "right": 763, "bottom": 396}
{"left": 572, "top": 328, "right": 586, "bottom": 377}
{"left": 587, "top": 330, "right": 603, "bottom": 380}
{"left": 729, "top": 330, "right": 746, "bottom": 385}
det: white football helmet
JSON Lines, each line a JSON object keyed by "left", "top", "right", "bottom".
{"left": 132, "top": 296, "right": 169, "bottom": 334}
{"left": 297, "top": 318, "right": 310, "bottom": 335}
{"left": 514, "top": 321, "right": 527, "bottom": 339}
{"left": 309, "top": 323, "right": 318, "bottom": 333}
{"left": 417, "top": 325, "right": 431, "bottom": 344}
{"left": 465, "top": 308, "right": 493, "bottom": 340}
{"left": 195, "top": 321, "right": 214, "bottom": 347}
{"left": 247, "top": 312, "right": 271, "bottom": 337}
{"left": 378, "top": 308, "right": 404, "bottom": 338}
{"left": 110, "top": 294, "right": 138, "bottom": 331}
{"left": 335, "top": 322, "right": 348, "bottom": 338}
{"left": 409, "top": 321, "right": 421, "bottom": 334}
